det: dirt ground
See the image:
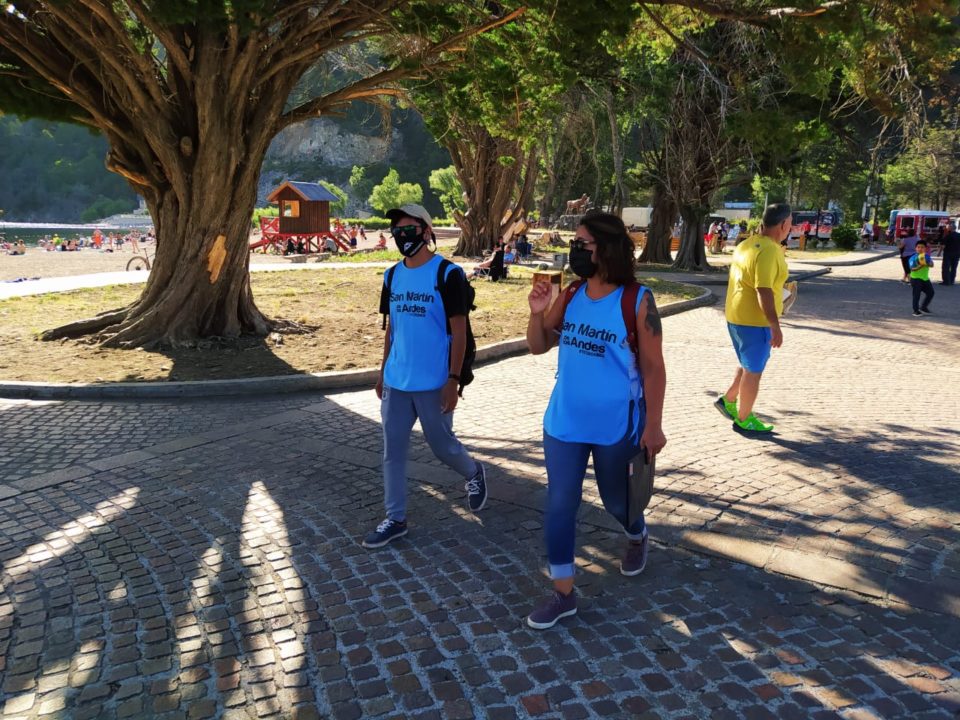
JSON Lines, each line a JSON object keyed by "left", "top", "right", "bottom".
{"left": 0, "top": 268, "right": 699, "bottom": 383}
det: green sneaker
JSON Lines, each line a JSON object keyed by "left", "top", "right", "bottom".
{"left": 732, "top": 414, "right": 774, "bottom": 433}
{"left": 714, "top": 396, "right": 737, "bottom": 420}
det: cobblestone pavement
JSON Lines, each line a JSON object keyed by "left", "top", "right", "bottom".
{"left": 0, "top": 258, "right": 958, "bottom": 719}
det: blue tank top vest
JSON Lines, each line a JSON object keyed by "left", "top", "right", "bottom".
{"left": 543, "top": 284, "right": 647, "bottom": 445}
{"left": 383, "top": 255, "right": 455, "bottom": 392}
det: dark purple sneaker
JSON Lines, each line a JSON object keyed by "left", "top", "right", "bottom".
{"left": 526, "top": 589, "right": 577, "bottom": 630}
{"left": 620, "top": 534, "right": 648, "bottom": 577}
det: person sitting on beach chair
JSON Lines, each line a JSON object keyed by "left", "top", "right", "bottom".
{"left": 471, "top": 242, "right": 507, "bottom": 281}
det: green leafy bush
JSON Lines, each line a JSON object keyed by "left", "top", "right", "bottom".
{"left": 831, "top": 224, "right": 859, "bottom": 251}
{"left": 80, "top": 196, "right": 138, "bottom": 223}
{"left": 251, "top": 206, "right": 278, "bottom": 227}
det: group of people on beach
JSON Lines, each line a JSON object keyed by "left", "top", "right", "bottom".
{"left": 1, "top": 238, "right": 27, "bottom": 255}
{"left": 368, "top": 201, "right": 791, "bottom": 629}
{"left": 23, "top": 228, "right": 154, "bottom": 253}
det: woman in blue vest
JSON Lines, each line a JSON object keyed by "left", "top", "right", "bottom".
{"left": 525, "top": 212, "right": 667, "bottom": 629}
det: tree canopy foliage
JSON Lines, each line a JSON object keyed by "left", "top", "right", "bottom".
{"left": 368, "top": 168, "right": 423, "bottom": 215}
{"left": 882, "top": 124, "right": 960, "bottom": 211}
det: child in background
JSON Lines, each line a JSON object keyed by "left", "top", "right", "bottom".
{"left": 909, "top": 239, "right": 935, "bottom": 316}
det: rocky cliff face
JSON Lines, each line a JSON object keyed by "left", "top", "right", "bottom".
{"left": 268, "top": 118, "right": 399, "bottom": 168}
{"left": 257, "top": 118, "right": 402, "bottom": 211}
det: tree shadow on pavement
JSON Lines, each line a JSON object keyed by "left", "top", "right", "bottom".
{"left": 0, "top": 394, "right": 959, "bottom": 719}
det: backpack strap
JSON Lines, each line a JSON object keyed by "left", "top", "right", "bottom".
{"left": 435, "top": 257, "right": 452, "bottom": 292}
{"left": 620, "top": 281, "right": 643, "bottom": 365}
{"left": 381, "top": 263, "right": 398, "bottom": 330}
{"left": 436, "top": 258, "right": 453, "bottom": 333}
{"left": 557, "top": 280, "right": 585, "bottom": 329}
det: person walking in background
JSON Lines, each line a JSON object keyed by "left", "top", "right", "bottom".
{"left": 715, "top": 203, "right": 790, "bottom": 435}
{"left": 898, "top": 226, "right": 921, "bottom": 283}
{"left": 524, "top": 212, "right": 667, "bottom": 630}
{"left": 727, "top": 221, "right": 743, "bottom": 246}
{"left": 939, "top": 220, "right": 960, "bottom": 286}
{"left": 365, "top": 203, "right": 488, "bottom": 549}
{"left": 909, "top": 239, "right": 935, "bottom": 316}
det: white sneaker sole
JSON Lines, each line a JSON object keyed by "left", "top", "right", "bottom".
{"left": 527, "top": 607, "right": 577, "bottom": 630}
{"left": 620, "top": 562, "right": 647, "bottom": 577}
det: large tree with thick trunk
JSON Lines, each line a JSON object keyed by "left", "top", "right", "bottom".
{"left": 628, "top": 0, "right": 958, "bottom": 268}
{"left": 405, "top": 5, "right": 578, "bottom": 256}
{"left": 0, "top": 2, "right": 514, "bottom": 347}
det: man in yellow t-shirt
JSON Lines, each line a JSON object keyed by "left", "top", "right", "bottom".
{"left": 714, "top": 203, "right": 791, "bottom": 433}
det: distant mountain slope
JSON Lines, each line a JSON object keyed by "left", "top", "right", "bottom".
{"left": 1, "top": 104, "right": 450, "bottom": 222}
{"left": 0, "top": 117, "right": 138, "bottom": 222}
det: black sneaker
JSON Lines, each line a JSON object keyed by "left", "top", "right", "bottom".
{"left": 912, "top": 311, "right": 922, "bottom": 316}
{"left": 362, "top": 518, "right": 408, "bottom": 549}
{"left": 920, "top": 308, "right": 933, "bottom": 315}
{"left": 465, "top": 463, "right": 488, "bottom": 513}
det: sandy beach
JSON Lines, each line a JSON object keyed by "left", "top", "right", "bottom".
{"left": 0, "top": 230, "right": 463, "bottom": 283}
{"left": 1, "top": 246, "right": 149, "bottom": 282}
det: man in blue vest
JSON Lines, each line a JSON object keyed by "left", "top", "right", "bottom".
{"left": 364, "top": 204, "right": 488, "bottom": 548}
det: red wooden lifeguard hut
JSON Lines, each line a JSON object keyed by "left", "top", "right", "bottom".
{"left": 250, "top": 180, "right": 350, "bottom": 254}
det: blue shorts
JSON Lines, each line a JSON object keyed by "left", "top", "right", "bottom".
{"left": 727, "top": 323, "right": 772, "bottom": 373}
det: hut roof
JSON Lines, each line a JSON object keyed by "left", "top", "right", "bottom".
{"left": 267, "top": 181, "right": 340, "bottom": 203}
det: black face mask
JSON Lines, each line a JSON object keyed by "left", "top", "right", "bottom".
{"left": 569, "top": 244, "right": 598, "bottom": 278}
{"left": 391, "top": 224, "right": 426, "bottom": 257}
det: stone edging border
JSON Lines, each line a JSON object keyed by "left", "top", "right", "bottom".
{"left": 0, "top": 286, "right": 718, "bottom": 401}
{"left": 691, "top": 266, "right": 831, "bottom": 286}
{"left": 791, "top": 248, "right": 899, "bottom": 267}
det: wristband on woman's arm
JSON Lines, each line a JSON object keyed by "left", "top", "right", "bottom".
{"left": 448, "top": 373, "right": 460, "bottom": 381}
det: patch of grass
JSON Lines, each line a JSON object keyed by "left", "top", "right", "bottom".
{"left": 0, "top": 268, "right": 702, "bottom": 383}
{"left": 326, "top": 249, "right": 403, "bottom": 263}
{"left": 636, "top": 262, "right": 728, "bottom": 275}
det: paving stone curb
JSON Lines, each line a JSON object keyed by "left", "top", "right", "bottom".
{"left": 688, "top": 266, "right": 831, "bottom": 286}
{"left": 791, "top": 249, "right": 899, "bottom": 266}
{"left": 0, "top": 287, "right": 716, "bottom": 401}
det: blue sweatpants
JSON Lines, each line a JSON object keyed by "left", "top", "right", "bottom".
{"left": 381, "top": 386, "right": 478, "bottom": 522}
{"left": 543, "top": 409, "right": 647, "bottom": 580}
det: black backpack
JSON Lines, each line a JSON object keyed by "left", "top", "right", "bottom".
{"left": 381, "top": 258, "right": 477, "bottom": 397}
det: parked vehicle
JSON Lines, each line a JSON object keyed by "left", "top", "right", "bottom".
{"left": 789, "top": 210, "right": 840, "bottom": 241}
{"left": 886, "top": 209, "right": 950, "bottom": 242}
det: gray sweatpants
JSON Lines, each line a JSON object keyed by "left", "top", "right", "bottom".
{"left": 381, "top": 385, "right": 477, "bottom": 521}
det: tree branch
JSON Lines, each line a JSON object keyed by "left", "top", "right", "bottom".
{"left": 124, "top": 0, "right": 192, "bottom": 87}
{"left": 644, "top": 0, "right": 846, "bottom": 24}
{"left": 276, "top": 6, "right": 525, "bottom": 130}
